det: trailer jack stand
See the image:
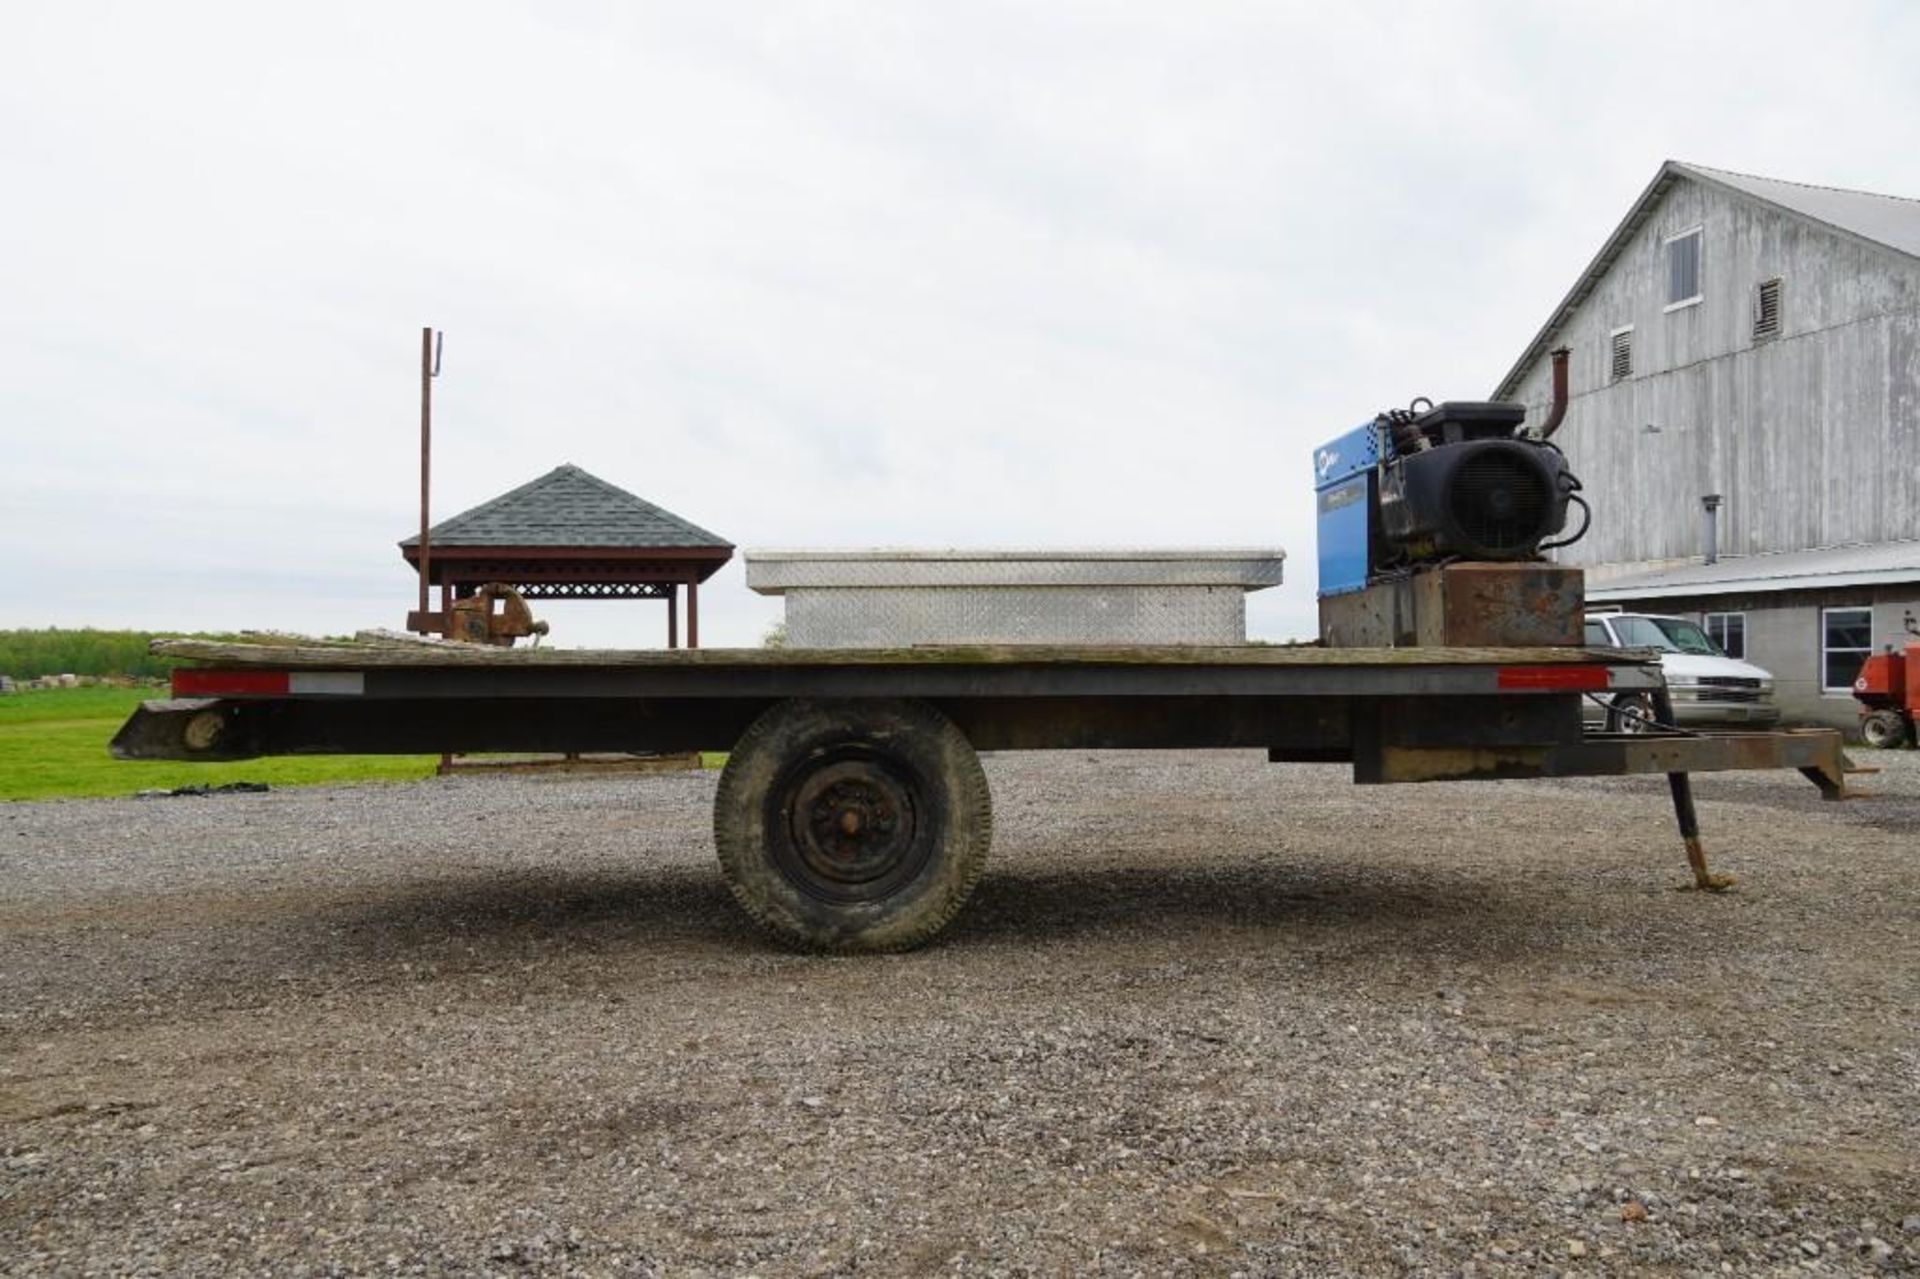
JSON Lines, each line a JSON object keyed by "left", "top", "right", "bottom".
{"left": 1680, "top": 833, "right": 1735, "bottom": 892}
{"left": 1650, "top": 688, "right": 1735, "bottom": 892}
{"left": 1670, "top": 771, "right": 1733, "bottom": 891}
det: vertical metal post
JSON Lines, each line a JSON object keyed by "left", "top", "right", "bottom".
{"left": 688, "top": 577, "right": 700, "bottom": 649}
{"left": 667, "top": 585, "right": 679, "bottom": 650}
{"left": 417, "top": 328, "right": 443, "bottom": 624}
{"left": 1652, "top": 684, "right": 1733, "bottom": 891}
{"left": 421, "top": 327, "right": 445, "bottom": 773}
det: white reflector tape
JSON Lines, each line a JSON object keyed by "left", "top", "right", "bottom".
{"left": 288, "top": 672, "right": 366, "bottom": 696}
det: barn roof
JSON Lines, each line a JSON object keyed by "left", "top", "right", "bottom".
{"left": 1586, "top": 539, "right": 1920, "bottom": 601}
{"left": 400, "top": 464, "right": 731, "bottom": 550}
{"left": 1493, "top": 160, "right": 1920, "bottom": 399}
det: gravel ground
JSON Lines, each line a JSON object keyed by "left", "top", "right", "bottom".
{"left": 3, "top": 750, "right": 1918, "bottom": 1276}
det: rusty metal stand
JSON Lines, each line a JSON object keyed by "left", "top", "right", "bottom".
{"left": 1651, "top": 686, "right": 1734, "bottom": 891}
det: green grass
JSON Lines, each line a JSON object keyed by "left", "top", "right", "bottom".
{"left": 1, "top": 687, "right": 438, "bottom": 802}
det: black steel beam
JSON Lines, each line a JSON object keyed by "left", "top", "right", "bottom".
{"left": 116, "top": 693, "right": 1567, "bottom": 761}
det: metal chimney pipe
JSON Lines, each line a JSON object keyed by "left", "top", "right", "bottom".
{"left": 1702, "top": 494, "right": 1722, "bottom": 565}
{"left": 1535, "top": 346, "right": 1571, "bottom": 441}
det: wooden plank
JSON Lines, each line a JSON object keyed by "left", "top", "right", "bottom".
{"left": 153, "top": 637, "right": 1657, "bottom": 671}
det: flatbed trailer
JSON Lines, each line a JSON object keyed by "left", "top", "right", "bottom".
{"left": 114, "top": 636, "right": 1851, "bottom": 951}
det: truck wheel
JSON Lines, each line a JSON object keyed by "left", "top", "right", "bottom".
{"left": 1862, "top": 710, "right": 1909, "bottom": 749}
{"left": 713, "top": 698, "right": 993, "bottom": 952}
{"left": 1608, "top": 692, "right": 1657, "bottom": 734}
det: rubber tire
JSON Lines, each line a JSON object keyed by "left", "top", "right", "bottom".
{"left": 1607, "top": 692, "right": 1657, "bottom": 734}
{"left": 1861, "top": 710, "right": 1909, "bottom": 750}
{"left": 713, "top": 698, "right": 993, "bottom": 952}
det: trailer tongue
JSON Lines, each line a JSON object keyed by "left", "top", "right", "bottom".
{"left": 113, "top": 636, "right": 1849, "bottom": 951}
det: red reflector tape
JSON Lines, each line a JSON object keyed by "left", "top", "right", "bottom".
{"left": 1496, "top": 665, "right": 1611, "bottom": 692}
{"left": 172, "top": 669, "right": 291, "bottom": 697}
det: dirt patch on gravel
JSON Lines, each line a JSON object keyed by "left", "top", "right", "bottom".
{"left": 3, "top": 752, "right": 1917, "bottom": 1274}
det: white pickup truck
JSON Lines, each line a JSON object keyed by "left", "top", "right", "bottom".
{"left": 1583, "top": 609, "right": 1780, "bottom": 732}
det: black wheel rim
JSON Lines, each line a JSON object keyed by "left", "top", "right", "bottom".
{"left": 1618, "top": 695, "right": 1654, "bottom": 734}
{"left": 770, "top": 747, "right": 930, "bottom": 903}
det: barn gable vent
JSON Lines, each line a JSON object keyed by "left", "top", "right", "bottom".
{"left": 1753, "top": 277, "right": 1782, "bottom": 342}
{"left": 1609, "top": 326, "right": 1634, "bottom": 381}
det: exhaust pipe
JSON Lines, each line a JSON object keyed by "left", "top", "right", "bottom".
{"left": 1535, "top": 346, "right": 1571, "bottom": 441}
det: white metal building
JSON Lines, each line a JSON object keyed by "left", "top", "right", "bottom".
{"left": 1496, "top": 161, "right": 1920, "bottom": 729}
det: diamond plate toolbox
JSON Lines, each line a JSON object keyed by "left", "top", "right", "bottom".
{"left": 746, "top": 549, "right": 1285, "bottom": 648}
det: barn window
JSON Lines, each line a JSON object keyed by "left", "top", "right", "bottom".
{"left": 1609, "top": 326, "right": 1634, "bottom": 381}
{"left": 1753, "top": 277, "right": 1782, "bottom": 341}
{"left": 1821, "top": 607, "right": 1873, "bottom": 693}
{"left": 1665, "top": 227, "right": 1703, "bottom": 308}
{"left": 1704, "top": 611, "right": 1746, "bottom": 660}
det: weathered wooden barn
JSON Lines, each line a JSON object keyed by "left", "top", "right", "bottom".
{"left": 1497, "top": 161, "right": 1920, "bottom": 729}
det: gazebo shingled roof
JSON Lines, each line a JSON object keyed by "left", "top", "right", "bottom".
{"left": 399, "top": 463, "right": 732, "bottom": 645}
{"left": 401, "top": 463, "right": 731, "bottom": 552}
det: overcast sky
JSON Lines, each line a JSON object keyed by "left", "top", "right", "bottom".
{"left": 5, "top": 2, "right": 1915, "bottom": 647}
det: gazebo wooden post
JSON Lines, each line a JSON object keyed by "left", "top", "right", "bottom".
{"left": 437, "top": 571, "right": 454, "bottom": 775}
{"left": 667, "top": 586, "right": 679, "bottom": 649}
{"left": 688, "top": 574, "right": 700, "bottom": 650}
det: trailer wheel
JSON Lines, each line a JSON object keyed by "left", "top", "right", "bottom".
{"left": 713, "top": 698, "right": 993, "bottom": 952}
{"left": 1862, "top": 710, "right": 1909, "bottom": 750}
{"left": 1608, "top": 692, "right": 1658, "bottom": 734}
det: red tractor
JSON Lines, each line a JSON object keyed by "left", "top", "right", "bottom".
{"left": 1853, "top": 614, "right": 1920, "bottom": 748}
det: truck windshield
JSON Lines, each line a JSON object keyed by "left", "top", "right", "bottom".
{"left": 1609, "top": 616, "right": 1724, "bottom": 656}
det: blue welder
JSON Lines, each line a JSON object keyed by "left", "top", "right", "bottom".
{"left": 1313, "top": 392, "right": 1588, "bottom": 600}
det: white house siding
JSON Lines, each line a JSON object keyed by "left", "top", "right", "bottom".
{"left": 1505, "top": 176, "right": 1920, "bottom": 572}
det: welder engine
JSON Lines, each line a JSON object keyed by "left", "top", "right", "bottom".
{"left": 1313, "top": 397, "right": 1589, "bottom": 597}
{"left": 1378, "top": 400, "right": 1578, "bottom": 560}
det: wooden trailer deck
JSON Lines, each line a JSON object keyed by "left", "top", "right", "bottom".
{"left": 151, "top": 637, "right": 1663, "bottom": 701}
{"left": 152, "top": 635, "right": 1657, "bottom": 668}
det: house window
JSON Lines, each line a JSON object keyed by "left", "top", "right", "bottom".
{"left": 1665, "top": 227, "right": 1703, "bottom": 309}
{"left": 1610, "top": 326, "right": 1634, "bottom": 381}
{"left": 1753, "top": 277, "right": 1782, "bottom": 341}
{"left": 1704, "top": 611, "right": 1746, "bottom": 659}
{"left": 1822, "top": 607, "right": 1873, "bottom": 692}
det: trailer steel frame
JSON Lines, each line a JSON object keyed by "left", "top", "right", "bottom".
{"left": 113, "top": 639, "right": 1851, "bottom": 950}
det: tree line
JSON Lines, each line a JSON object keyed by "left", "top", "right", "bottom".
{"left": 0, "top": 629, "right": 226, "bottom": 679}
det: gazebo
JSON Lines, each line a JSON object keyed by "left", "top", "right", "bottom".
{"left": 399, "top": 464, "right": 733, "bottom": 647}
